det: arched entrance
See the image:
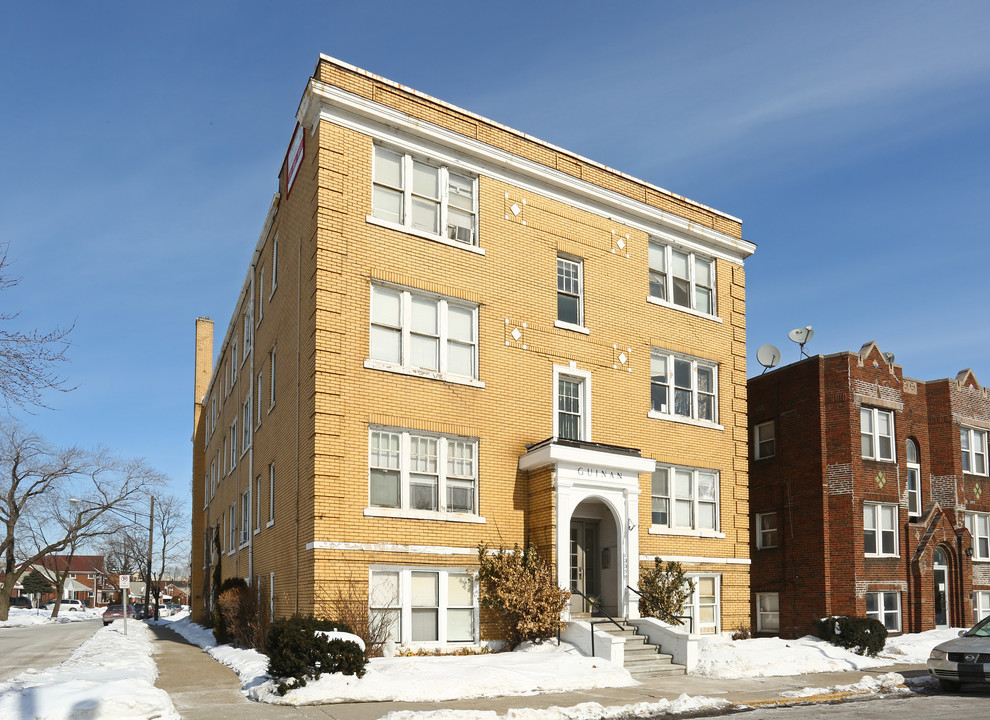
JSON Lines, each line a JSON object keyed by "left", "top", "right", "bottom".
{"left": 933, "top": 547, "right": 950, "bottom": 628}
{"left": 569, "top": 498, "right": 620, "bottom": 615}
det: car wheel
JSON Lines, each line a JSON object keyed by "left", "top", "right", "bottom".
{"left": 939, "top": 679, "right": 961, "bottom": 692}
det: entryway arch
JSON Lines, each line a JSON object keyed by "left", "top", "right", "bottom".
{"left": 933, "top": 546, "right": 951, "bottom": 628}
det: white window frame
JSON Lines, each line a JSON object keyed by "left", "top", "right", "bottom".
{"left": 865, "top": 591, "right": 901, "bottom": 631}
{"left": 229, "top": 420, "right": 237, "bottom": 469}
{"left": 243, "top": 313, "right": 252, "bottom": 361}
{"left": 228, "top": 503, "right": 236, "bottom": 555}
{"left": 649, "top": 348, "right": 720, "bottom": 427}
{"left": 961, "top": 427, "right": 989, "bottom": 476}
{"left": 367, "top": 283, "right": 481, "bottom": 386}
{"left": 754, "top": 421, "right": 775, "bottom": 459}
{"left": 256, "top": 372, "right": 263, "bottom": 428}
{"left": 242, "top": 396, "right": 252, "bottom": 453}
{"left": 860, "top": 407, "right": 895, "bottom": 462}
{"left": 240, "top": 490, "right": 250, "bottom": 547}
{"left": 964, "top": 512, "right": 990, "bottom": 559}
{"left": 685, "top": 574, "right": 721, "bottom": 635}
{"left": 555, "top": 255, "right": 587, "bottom": 333}
{"left": 367, "top": 427, "right": 480, "bottom": 521}
{"left": 864, "top": 503, "right": 899, "bottom": 557}
{"left": 975, "top": 590, "right": 990, "bottom": 623}
{"left": 553, "top": 364, "right": 591, "bottom": 442}
{"left": 269, "top": 347, "right": 276, "bottom": 409}
{"left": 369, "top": 145, "right": 481, "bottom": 252}
{"left": 230, "top": 339, "right": 238, "bottom": 383}
{"left": 257, "top": 265, "right": 265, "bottom": 322}
{"left": 369, "top": 567, "right": 478, "bottom": 647}
{"left": 648, "top": 240, "right": 717, "bottom": 317}
{"left": 255, "top": 475, "right": 262, "bottom": 534}
{"left": 756, "top": 592, "right": 780, "bottom": 633}
{"left": 270, "top": 233, "right": 278, "bottom": 297}
{"left": 756, "top": 511, "right": 778, "bottom": 549}
{"left": 906, "top": 438, "right": 921, "bottom": 517}
{"left": 267, "top": 462, "right": 275, "bottom": 527}
{"left": 649, "top": 465, "right": 721, "bottom": 537}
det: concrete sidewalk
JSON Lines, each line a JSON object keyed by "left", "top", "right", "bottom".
{"left": 146, "top": 623, "right": 931, "bottom": 720}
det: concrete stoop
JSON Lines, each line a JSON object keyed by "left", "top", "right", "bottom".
{"left": 596, "top": 621, "right": 687, "bottom": 678}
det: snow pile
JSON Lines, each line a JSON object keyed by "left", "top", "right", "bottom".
{"left": 162, "top": 616, "right": 635, "bottom": 706}
{"left": 380, "top": 694, "right": 730, "bottom": 720}
{"left": 779, "top": 671, "right": 907, "bottom": 698}
{"left": 0, "top": 621, "right": 178, "bottom": 720}
{"left": 0, "top": 606, "right": 105, "bottom": 627}
{"left": 693, "top": 626, "right": 960, "bottom": 679}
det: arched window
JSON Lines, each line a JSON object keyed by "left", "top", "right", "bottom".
{"left": 906, "top": 439, "right": 921, "bottom": 517}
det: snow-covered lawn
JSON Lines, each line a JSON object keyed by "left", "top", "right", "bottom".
{"left": 160, "top": 614, "right": 946, "bottom": 707}
{"left": 0, "top": 621, "right": 177, "bottom": 720}
{"left": 693, "top": 627, "right": 957, "bottom": 678}
{"left": 0, "top": 606, "right": 105, "bottom": 627}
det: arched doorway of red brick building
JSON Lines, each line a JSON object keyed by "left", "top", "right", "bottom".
{"left": 934, "top": 547, "right": 951, "bottom": 628}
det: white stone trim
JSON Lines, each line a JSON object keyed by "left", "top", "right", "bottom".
{"left": 307, "top": 540, "right": 478, "bottom": 556}
{"left": 363, "top": 507, "right": 487, "bottom": 524}
{"left": 299, "top": 81, "right": 755, "bottom": 265}
{"left": 640, "top": 554, "right": 751, "bottom": 566}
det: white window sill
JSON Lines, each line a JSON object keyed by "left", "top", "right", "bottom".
{"left": 756, "top": 545, "right": 778, "bottom": 550}
{"left": 366, "top": 216, "right": 485, "bottom": 255}
{"left": 254, "top": 528, "right": 261, "bottom": 536}
{"left": 754, "top": 455, "right": 775, "bottom": 461}
{"left": 268, "top": 403, "right": 276, "bottom": 414}
{"left": 226, "top": 550, "right": 235, "bottom": 557}
{"left": 239, "top": 542, "right": 249, "bottom": 550}
{"left": 365, "top": 507, "right": 487, "bottom": 524}
{"left": 363, "top": 359, "right": 485, "bottom": 388}
{"left": 865, "top": 554, "right": 900, "bottom": 559}
{"left": 862, "top": 457, "right": 897, "bottom": 464}
{"left": 972, "top": 557, "right": 990, "bottom": 563}
{"left": 648, "top": 411, "right": 724, "bottom": 431}
{"left": 649, "top": 526, "right": 725, "bottom": 539}
{"left": 963, "top": 471, "right": 990, "bottom": 478}
{"left": 647, "top": 296, "right": 722, "bottom": 323}
{"left": 266, "top": 520, "right": 274, "bottom": 529}
{"left": 554, "top": 320, "right": 590, "bottom": 335}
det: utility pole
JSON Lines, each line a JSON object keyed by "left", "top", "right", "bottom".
{"left": 144, "top": 496, "right": 154, "bottom": 618}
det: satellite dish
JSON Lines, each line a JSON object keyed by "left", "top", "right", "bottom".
{"left": 883, "top": 351, "right": 895, "bottom": 365}
{"left": 787, "top": 325, "right": 814, "bottom": 358}
{"left": 757, "top": 344, "right": 781, "bottom": 374}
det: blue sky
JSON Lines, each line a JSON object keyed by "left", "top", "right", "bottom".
{"left": 2, "top": 1, "right": 989, "bottom": 506}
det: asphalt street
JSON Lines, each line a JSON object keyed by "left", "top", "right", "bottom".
{"left": 0, "top": 619, "right": 101, "bottom": 681}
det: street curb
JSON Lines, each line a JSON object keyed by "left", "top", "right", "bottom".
{"left": 733, "top": 684, "right": 908, "bottom": 710}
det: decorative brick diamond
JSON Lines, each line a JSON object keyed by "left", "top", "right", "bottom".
{"left": 976, "top": 483, "right": 983, "bottom": 499}
{"left": 618, "top": 352, "right": 627, "bottom": 365}
{"left": 511, "top": 328, "right": 522, "bottom": 341}
{"left": 875, "top": 470, "right": 886, "bottom": 488}
{"left": 510, "top": 203, "right": 521, "bottom": 216}
{"left": 616, "top": 238, "right": 625, "bottom": 250}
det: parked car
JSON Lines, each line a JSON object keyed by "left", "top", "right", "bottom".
{"left": 42, "top": 598, "right": 85, "bottom": 611}
{"left": 928, "top": 614, "right": 990, "bottom": 690}
{"left": 130, "top": 602, "right": 147, "bottom": 619}
{"left": 156, "top": 603, "right": 170, "bottom": 618}
{"left": 166, "top": 602, "right": 182, "bottom": 614}
{"left": 9, "top": 596, "right": 32, "bottom": 609}
{"left": 102, "top": 604, "right": 137, "bottom": 626}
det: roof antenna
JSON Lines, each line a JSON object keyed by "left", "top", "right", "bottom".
{"left": 787, "top": 326, "right": 814, "bottom": 359}
{"left": 756, "top": 344, "right": 781, "bottom": 375}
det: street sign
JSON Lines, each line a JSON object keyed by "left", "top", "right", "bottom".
{"left": 120, "top": 574, "right": 130, "bottom": 589}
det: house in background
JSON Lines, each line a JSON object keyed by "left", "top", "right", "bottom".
{"left": 34, "top": 555, "right": 110, "bottom": 607}
{"left": 191, "top": 55, "right": 756, "bottom": 654}
{"left": 748, "top": 342, "right": 990, "bottom": 637}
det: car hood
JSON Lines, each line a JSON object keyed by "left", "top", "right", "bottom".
{"left": 934, "top": 635, "right": 990, "bottom": 653}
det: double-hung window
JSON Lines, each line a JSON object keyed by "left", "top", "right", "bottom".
{"left": 229, "top": 420, "right": 237, "bottom": 469}
{"left": 756, "top": 512, "right": 778, "bottom": 549}
{"left": 648, "top": 240, "right": 716, "bottom": 316}
{"left": 240, "top": 490, "right": 250, "bottom": 546}
{"left": 369, "top": 284, "right": 478, "bottom": 382}
{"left": 974, "top": 591, "right": 990, "bottom": 623}
{"left": 228, "top": 503, "right": 236, "bottom": 552}
{"left": 556, "top": 256, "right": 584, "bottom": 329}
{"left": 861, "top": 407, "right": 894, "bottom": 461}
{"left": 369, "top": 428, "right": 478, "bottom": 516}
{"left": 866, "top": 591, "right": 900, "bottom": 631}
{"left": 961, "top": 427, "right": 989, "bottom": 475}
{"left": 242, "top": 396, "right": 252, "bottom": 451}
{"left": 685, "top": 575, "right": 720, "bottom": 634}
{"left": 864, "top": 503, "right": 898, "bottom": 556}
{"left": 370, "top": 568, "right": 477, "bottom": 646}
{"left": 906, "top": 438, "right": 921, "bottom": 517}
{"left": 650, "top": 466, "right": 718, "bottom": 533}
{"left": 756, "top": 592, "right": 779, "bottom": 632}
{"left": 650, "top": 349, "right": 718, "bottom": 424}
{"left": 243, "top": 313, "right": 252, "bottom": 359}
{"left": 964, "top": 512, "right": 990, "bottom": 559}
{"left": 754, "top": 421, "right": 775, "bottom": 459}
{"left": 372, "top": 146, "right": 478, "bottom": 246}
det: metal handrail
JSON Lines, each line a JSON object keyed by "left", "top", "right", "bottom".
{"left": 626, "top": 585, "right": 694, "bottom": 634}
{"left": 570, "top": 588, "right": 624, "bottom": 658}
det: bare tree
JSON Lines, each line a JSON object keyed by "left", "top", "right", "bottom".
{"left": 0, "top": 246, "right": 75, "bottom": 412}
{"left": 144, "top": 495, "right": 187, "bottom": 619}
{"left": 0, "top": 423, "right": 164, "bottom": 620}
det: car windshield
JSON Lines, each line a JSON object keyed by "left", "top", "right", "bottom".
{"left": 964, "top": 614, "right": 990, "bottom": 637}
{"left": 106, "top": 606, "right": 122, "bottom": 612}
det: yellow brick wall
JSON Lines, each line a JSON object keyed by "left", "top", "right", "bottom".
{"left": 193, "top": 64, "right": 752, "bottom": 635}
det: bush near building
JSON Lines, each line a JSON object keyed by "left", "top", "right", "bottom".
{"left": 813, "top": 615, "right": 888, "bottom": 657}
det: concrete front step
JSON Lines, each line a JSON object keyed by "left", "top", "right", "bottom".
{"left": 595, "top": 620, "right": 687, "bottom": 677}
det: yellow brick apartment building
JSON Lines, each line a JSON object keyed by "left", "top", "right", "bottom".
{"left": 191, "top": 55, "right": 757, "bottom": 649}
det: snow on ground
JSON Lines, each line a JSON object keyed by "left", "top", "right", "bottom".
{"left": 380, "top": 695, "right": 731, "bottom": 720}
{"left": 778, "top": 671, "right": 908, "bottom": 698}
{"left": 0, "top": 621, "right": 178, "bottom": 720}
{"left": 0, "top": 606, "right": 104, "bottom": 627}
{"left": 692, "top": 627, "right": 960, "bottom": 679}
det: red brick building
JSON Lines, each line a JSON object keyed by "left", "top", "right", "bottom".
{"left": 748, "top": 342, "right": 990, "bottom": 637}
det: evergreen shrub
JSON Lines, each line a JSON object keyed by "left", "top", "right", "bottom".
{"left": 812, "top": 615, "right": 888, "bottom": 657}
{"left": 266, "top": 615, "right": 367, "bottom": 695}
